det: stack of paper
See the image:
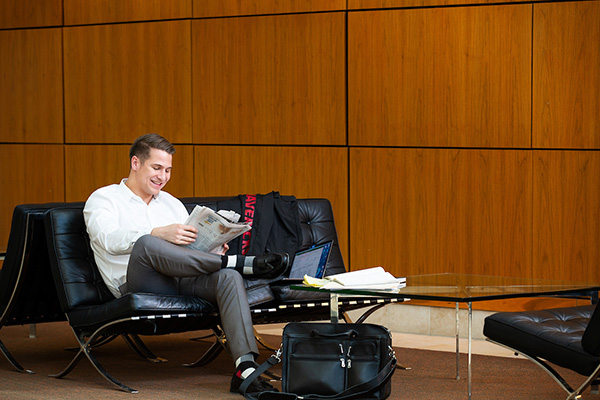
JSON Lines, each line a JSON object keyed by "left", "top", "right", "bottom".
{"left": 303, "top": 266, "right": 406, "bottom": 291}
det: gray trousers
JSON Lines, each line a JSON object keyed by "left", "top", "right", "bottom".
{"left": 126, "top": 235, "right": 258, "bottom": 362}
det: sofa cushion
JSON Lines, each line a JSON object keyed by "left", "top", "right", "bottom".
{"left": 67, "top": 292, "right": 216, "bottom": 335}
{"left": 484, "top": 305, "right": 598, "bottom": 376}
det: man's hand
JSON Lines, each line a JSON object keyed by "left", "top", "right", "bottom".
{"left": 151, "top": 224, "right": 198, "bottom": 245}
{"left": 210, "top": 243, "right": 230, "bottom": 256}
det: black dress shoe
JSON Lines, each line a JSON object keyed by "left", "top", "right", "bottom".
{"left": 250, "top": 253, "right": 290, "bottom": 279}
{"left": 230, "top": 373, "right": 278, "bottom": 394}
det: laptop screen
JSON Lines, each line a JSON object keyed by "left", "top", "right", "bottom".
{"left": 288, "top": 241, "right": 333, "bottom": 279}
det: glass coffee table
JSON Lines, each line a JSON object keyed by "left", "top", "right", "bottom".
{"left": 292, "top": 273, "right": 600, "bottom": 399}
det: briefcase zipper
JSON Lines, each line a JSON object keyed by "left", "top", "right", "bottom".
{"left": 346, "top": 345, "right": 352, "bottom": 369}
{"left": 338, "top": 344, "right": 355, "bottom": 369}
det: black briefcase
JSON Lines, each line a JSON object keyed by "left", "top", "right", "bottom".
{"left": 242, "top": 322, "right": 396, "bottom": 400}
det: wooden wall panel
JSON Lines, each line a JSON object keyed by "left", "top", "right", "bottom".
{"left": 349, "top": 0, "right": 524, "bottom": 9}
{"left": 0, "top": 145, "right": 65, "bottom": 253}
{"left": 349, "top": 6, "right": 531, "bottom": 147}
{"left": 533, "top": 1, "right": 600, "bottom": 149}
{"left": 0, "top": 28, "right": 63, "bottom": 143}
{"left": 64, "top": 21, "right": 192, "bottom": 144}
{"left": 193, "top": 13, "right": 346, "bottom": 145}
{"left": 65, "top": 0, "right": 192, "bottom": 26}
{"left": 350, "top": 148, "right": 532, "bottom": 278}
{"left": 65, "top": 144, "right": 195, "bottom": 202}
{"left": 533, "top": 151, "right": 600, "bottom": 282}
{"left": 193, "top": 0, "right": 346, "bottom": 18}
{"left": 0, "top": 0, "right": 62, "bottom": 29}
{"left": 193, "top": 146, "right": 349, "bottom": 262}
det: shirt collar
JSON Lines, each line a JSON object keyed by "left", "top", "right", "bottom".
{"left": 118, "top": 179, "right": 162, "bottom": 204}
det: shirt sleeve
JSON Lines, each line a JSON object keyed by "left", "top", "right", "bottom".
{"left": 177, "top": 200, "right": 190, "bottom": 223}
{"left": 84, "top": 190, "right": 151, "bottom": 256}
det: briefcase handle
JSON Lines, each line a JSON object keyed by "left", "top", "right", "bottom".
{"left": 310, "top": 329, "right": 358, "bottom": 339}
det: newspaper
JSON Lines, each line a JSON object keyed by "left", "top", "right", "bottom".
{"left": 184, "top": 205, "right": 251, "bottom": 253}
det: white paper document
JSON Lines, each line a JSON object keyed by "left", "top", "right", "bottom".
{"left": 304, "top": 266, "right": 406, "bottom": 291}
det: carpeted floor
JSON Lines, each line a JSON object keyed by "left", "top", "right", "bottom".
{"left": 0, "top": 321, "right": 591, "bottom": 399}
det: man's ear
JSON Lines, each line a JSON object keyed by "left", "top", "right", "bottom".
{"left": 131, "top": 156, "right": 140, "bottom": 171}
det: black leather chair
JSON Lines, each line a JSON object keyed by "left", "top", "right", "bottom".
{"left": 0, "top": 204, "right": 69, "bottom": 374}
{"left": 484, "top": 304, "right": 600, "bottom": 399}
{"left": 44, "top": 206, "right": 220, "bottom": 393}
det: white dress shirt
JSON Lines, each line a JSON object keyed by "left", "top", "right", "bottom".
{"left": 83, "top": 179, "right": 189, "bottom": 298}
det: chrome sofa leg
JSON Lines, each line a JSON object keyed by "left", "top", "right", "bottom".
{"left": 51, "top": 326, "right": 139, "bottom": 393}
{"left": 122, "top": 334, "right": 167, "bottom": 363}
{"left": 0, "top": 338, "right": 33, "bottom": 374}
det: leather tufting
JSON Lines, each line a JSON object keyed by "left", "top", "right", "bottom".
{"left": 297, "top": 198, "right": 345, "bottom": 276}
{"left": 484, "top": 305, "right": 598, "bottom": 376}
{"left": 46, "top": 207, "right": 120, "bottom": 310}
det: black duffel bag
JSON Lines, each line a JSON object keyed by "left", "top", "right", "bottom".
{"left": 242, "top": 322, "right": 397, "bottom": 400}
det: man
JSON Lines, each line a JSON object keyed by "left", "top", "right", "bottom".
{"left": 83, "top": 133, "right": 288, "bottom": 394}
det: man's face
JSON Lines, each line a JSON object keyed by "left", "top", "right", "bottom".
{"left": 131, "top": 148, "right": 172, "bottom": 201}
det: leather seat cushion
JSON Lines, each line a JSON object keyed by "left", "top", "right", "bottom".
{"left": 67, "top": 293, "right": 216, "bottom": 335}
{"left": 271, "top": 285, "right": 329, "bottom": 302}
{"left": 484, "top": 305, "right": 598, "bottom": 376}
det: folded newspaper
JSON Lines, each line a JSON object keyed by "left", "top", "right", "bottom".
{"left": 184, "top": 205, "right": 251, "bottom": 253}
{"left": 303, "top": 266, "right": 406, "bottom": 291}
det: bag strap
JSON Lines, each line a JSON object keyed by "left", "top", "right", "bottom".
{"left": 240, "top": 354, "right": 281, "bottom": 396}
{"left": 241, "top": 352, "right": 397, "bottom": 400}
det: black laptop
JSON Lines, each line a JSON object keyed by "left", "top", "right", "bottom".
{"left": 286, "top": 241, "right": 334, "bottom": 280}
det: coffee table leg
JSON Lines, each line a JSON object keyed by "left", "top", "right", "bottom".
{"left": 330, "top": 293, "right": 339, "bottom": 323}
{"left": 455, "top": 302, "right": 460, "bottom": 380}
{"left": 468, "top": 301, "right": 473, "bottom": 400}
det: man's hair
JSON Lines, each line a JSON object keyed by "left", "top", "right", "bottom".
{"left": 129, "top": 133, "right": 175, "bottom": 163}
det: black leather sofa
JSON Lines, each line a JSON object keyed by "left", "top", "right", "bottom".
{"left": 1, "top": 196, "right": 401, "bottom": 392}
